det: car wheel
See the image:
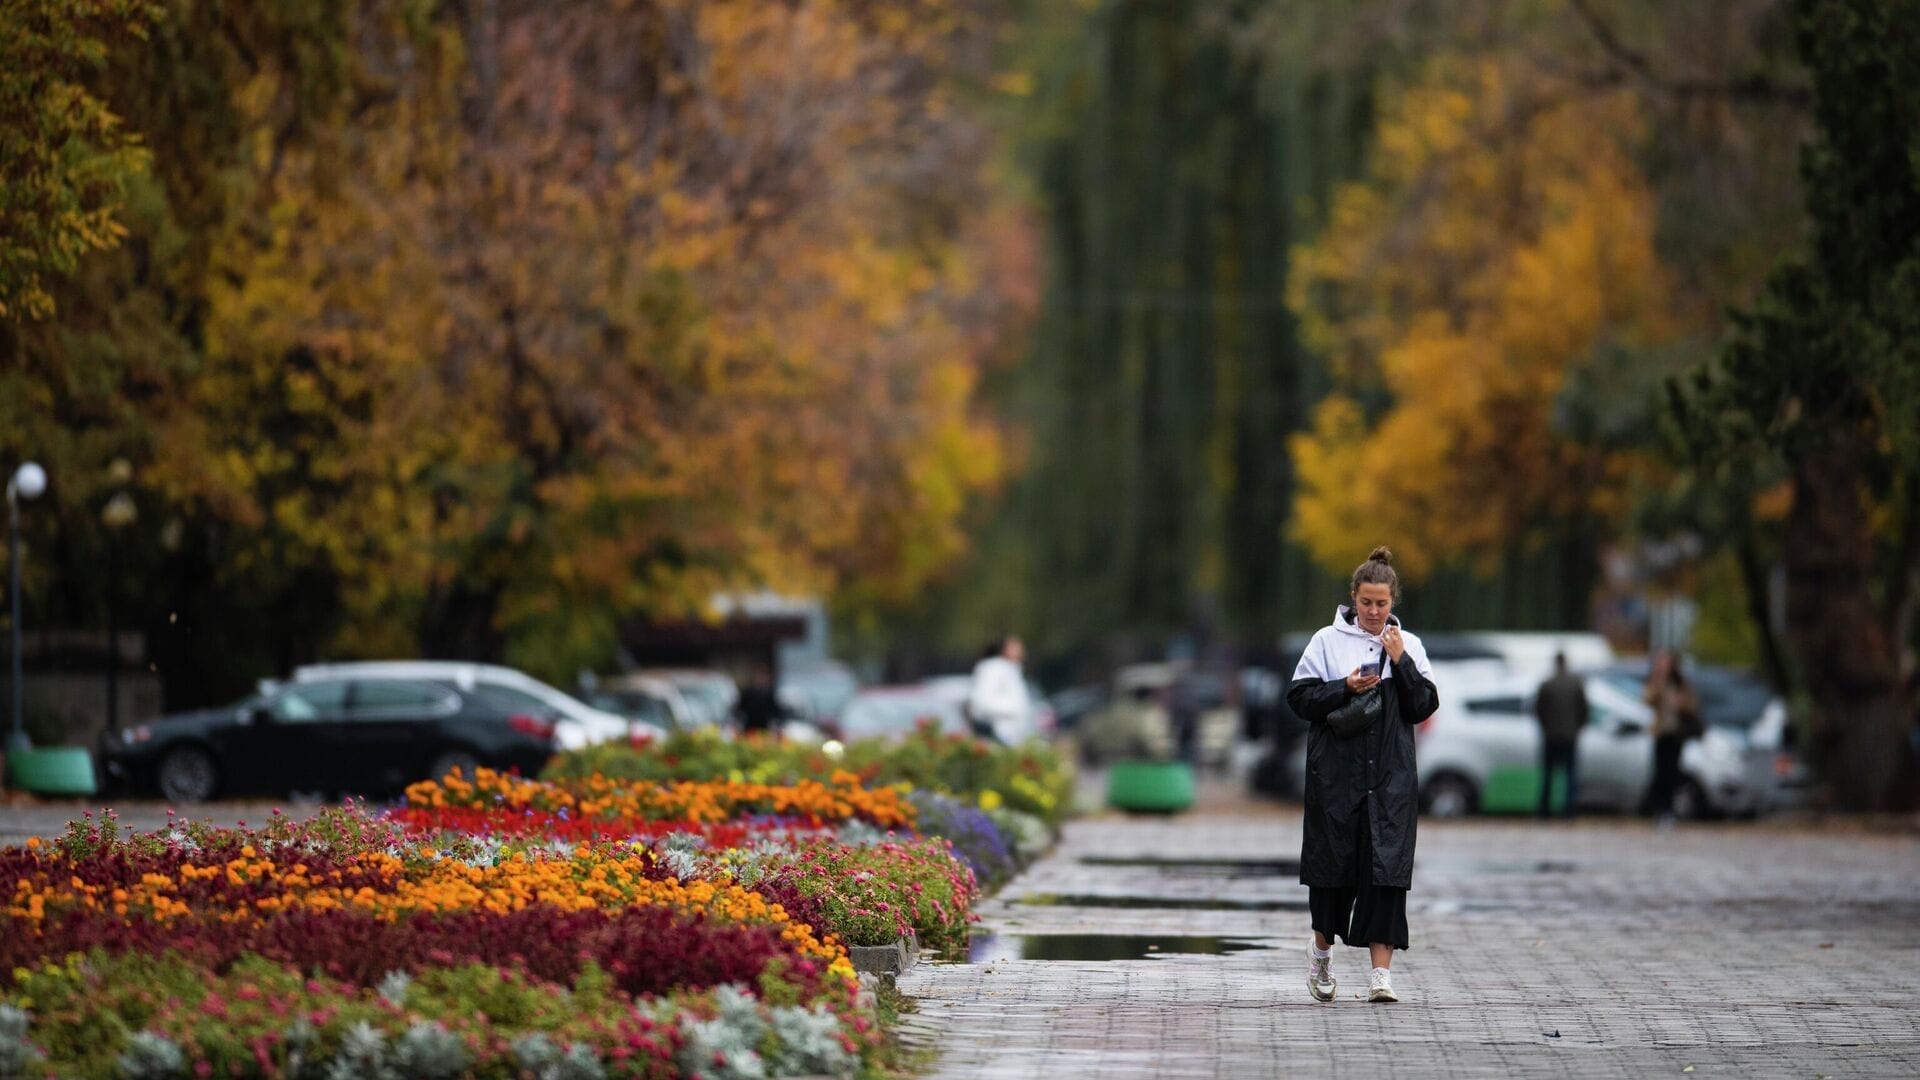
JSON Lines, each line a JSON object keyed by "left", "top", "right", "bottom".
{"left": 427, "top": 749, "right": 482, "bottom": 782}
{"left": 156, "top": 745, "right": 218, "bottom": 803}
{"left": 1421, "top": 773, "right": 1477, "bottom": 819}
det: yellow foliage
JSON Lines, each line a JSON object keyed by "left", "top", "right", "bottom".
{"left": 124, "top": 0, "right": 1033, "bottom": 671}
{"left": 1289, "top": 60, "right": 1671, "bottom": 578}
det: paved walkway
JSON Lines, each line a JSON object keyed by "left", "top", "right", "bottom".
{"left": 898, "top": 798, "right": 1920, "bottom": 1078}
{"left": 0, "top": 796, "right": 330, "bottom": 847}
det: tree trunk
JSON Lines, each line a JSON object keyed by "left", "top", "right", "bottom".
{"left": 1783, "top": 442, "right": 1914, "bottom": 810}
{"left": 1735, "top": 537, "right": 1795, "bottom": 697}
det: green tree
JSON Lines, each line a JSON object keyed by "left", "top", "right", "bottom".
{"left": 1668, "top": 0, "right": 1920, "bottom": 810}
{"left": 927, "top": 0, "right": 1378, "bottom": 664}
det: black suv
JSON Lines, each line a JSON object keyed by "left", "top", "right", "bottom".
{"left": 101, "top": 677, "right": 560, "bottom": 802}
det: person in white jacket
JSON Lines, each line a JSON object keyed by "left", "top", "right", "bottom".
{"left": 967, "top": 636, "right": 1032, "bottom": 745}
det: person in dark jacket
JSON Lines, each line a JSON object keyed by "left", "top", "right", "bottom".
{"left": 1534, "top": 652, "right": 1588, "bottom": 819}
{"left": 734, "top": 664, "right": 789, "bottom": 736}
{"left": 1288, "top": 546, "right": 1439, "bottom": 1005}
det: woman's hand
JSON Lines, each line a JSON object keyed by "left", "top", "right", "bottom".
{"left": 1382, "top": 625, "right": 1406, "bottom": 662}
{"left": 1344, "top": 666, "right": 1381, "bottom": 694}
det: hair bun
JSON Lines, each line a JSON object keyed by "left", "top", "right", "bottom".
{"left": 1368, "top": 545, "right": 1393, "bottom": 565}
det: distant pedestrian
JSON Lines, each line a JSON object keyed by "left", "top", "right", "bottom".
{"left": 1169, "top": 672, "right": 1203, "bottom": 766}
{"left": 1641, "top": 650, "right": 1702, "bottom": 827}
{"left": 734, "top": 664, "right": 788, "bottom": 736}
{"left": 1288, "top": 546, "right": 1439, "bottom": 1005}
{"left": 1534, "top": 652, "right": 1587, "bottom": 819}
{"left": 966, "top": 636, "right": 1031, "bottom": 745}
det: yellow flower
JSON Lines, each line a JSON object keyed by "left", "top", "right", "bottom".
{"left": 978, "top": 790, "right": 1003, "bottom": 811}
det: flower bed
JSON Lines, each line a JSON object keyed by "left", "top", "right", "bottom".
{"left": 404, "top": 768, "right": 915, "bottom": 830}
{"left": 5, "top": 953, "right": 872, "bottom": 1078}
{"left": 547, "top": 726, "right": 1076, "bottom": 829}
{"left": 390, "top": 773, "right": 981, "bottom": 961}
{"left": 3, "top": 753, "right": 1042, "bottom": 1076}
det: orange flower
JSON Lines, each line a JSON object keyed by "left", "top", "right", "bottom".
{"left": 403, "top": 769, "right": 914, "bottom": 829}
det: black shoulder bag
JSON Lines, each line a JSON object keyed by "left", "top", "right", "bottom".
{"left": 1324, "top": 652, "right": 1388, "bottom": 739}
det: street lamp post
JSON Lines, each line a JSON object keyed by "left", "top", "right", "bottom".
{"left": 102, "top": 466, "right": 137, "bottom": 736}
{"left": 7, "top": 461, "right": 48, "bottom": 754}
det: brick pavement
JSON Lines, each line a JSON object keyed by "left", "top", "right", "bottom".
{"left": 898, "top": 801, "right": 1920, "bottom": 1079}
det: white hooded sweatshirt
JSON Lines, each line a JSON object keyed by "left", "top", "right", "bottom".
{"left": 1292, "top": 606, "right": 1435, "bottom": 695}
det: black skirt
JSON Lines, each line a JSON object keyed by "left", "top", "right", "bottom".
{"left": 1307, "top": 799, "right": 1410, "bottom": 950}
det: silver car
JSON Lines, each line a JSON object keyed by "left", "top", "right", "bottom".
{"left": 1285, "top": 671, "right": 1784, "bottom": 818}
{"left": 1411, "top": 674, "right": 1777, "bottom": 818}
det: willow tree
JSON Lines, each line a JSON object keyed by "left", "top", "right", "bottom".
{"left": 958, "top": 0, "right": 1373, "bottom": 660}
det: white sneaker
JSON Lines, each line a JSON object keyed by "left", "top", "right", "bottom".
{"left": 1368, "top": 967, "right": 1398, "bottom": 1003}
{"left": 1307, "top": 946, "right": 1336, "bottom": 1003}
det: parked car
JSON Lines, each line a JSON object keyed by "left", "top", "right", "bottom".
{"left": 1590, "top": 658, "right": 1811, "bottom": 810}
{"left": 101, "top": 676, "right": 560, "bottom": 802}
{"left": 294, "top": 660, "right": 665, "bottom": 749}
{"left": 1286, "top": 671, "right": 1780, "bottom": 819}
{"left": 835, "top": 687, "right": 970, "bottom": 742}
{"left": 627, "top": 669, "right": 738, "bottom": 731}
{"left": 1047, "top": 683, "right": 1110, "bottom": 733}
{"left": 777, "top": 662, "right": 860, "bottom": 728}
{"left": 582, "top": 672, "right": 703, "bottom": 734}
{"left": 1078, "top": 663, "right": 1238, "bottom": 768}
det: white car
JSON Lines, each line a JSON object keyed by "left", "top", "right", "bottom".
{"left": 582, "top": 673, "right": 704, "bottom": 734}
{"left": 1286, "top": 672, "right": 1772, "bottom": 818}
{"left": 294, "top": 661, "right": 667, "bottom": 750}
{"left": 1413, "top": 674, "right": 1768, "bottom": 818}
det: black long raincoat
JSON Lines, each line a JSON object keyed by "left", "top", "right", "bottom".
{"left": 1287, "top": 610, "right": 1440, "bottom": 890}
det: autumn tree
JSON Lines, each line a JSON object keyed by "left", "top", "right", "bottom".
{"left": 2, "top": 0, "right": 1033, "bottom": 704}
{"left": 1287, "top": 61, "right": 1672, "bottom": 584}
{"left": 198, "top": 0, "right": 1031, "bottom": 677}
{"left": 1273, "top": 0, "right": 1811, "bottom": 644}
{"left": 0, "top": 0, "right": 159, "bottom": 320}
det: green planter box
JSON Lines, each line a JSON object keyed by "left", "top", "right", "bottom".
{"left": 6, "top": 747, "right": 98, "bottom": 797}
{"left": 1481, "top": 764, "right": 1564, "bottom": 815}
{"left": 1106, "top": 760, "right": 1195, "bottom": 813}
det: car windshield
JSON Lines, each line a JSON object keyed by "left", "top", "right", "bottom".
{"left": 676, "top": 683, "right": 732, "bottom": 723}
{"left": 584, "top": 690, "right": 674, "bottom": 729}
{"left": 1597, "top": 666, "right": 1773, "bottom": 729}
{"left": 780, "top": 668, "right": 859, "bottom": 721}
{"left": 1692, "top": 671, "right": 1773, "bottom": 727}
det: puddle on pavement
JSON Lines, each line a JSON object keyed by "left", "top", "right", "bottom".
{"left": 1015, "top": 893, "right": 1308, "bottom": 912}
{"left": 1492, "top": 860, "right": 1575, "bottom": 875}
{"left": 1076, "top": 856, "right": 1300, "bottom": 877}
{"left": 1432, "top": 860, "right": 1577, "bottom": 876}
{"left": 967, "top": 933, "right": 1275, "bottom": 963}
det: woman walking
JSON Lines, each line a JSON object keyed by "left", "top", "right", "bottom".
{"left": 1641, "top": 650, "right": 1702, "bottom": 827}
{"left": 1287, "top": 547, "right": 1439, "bottom": 1003}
